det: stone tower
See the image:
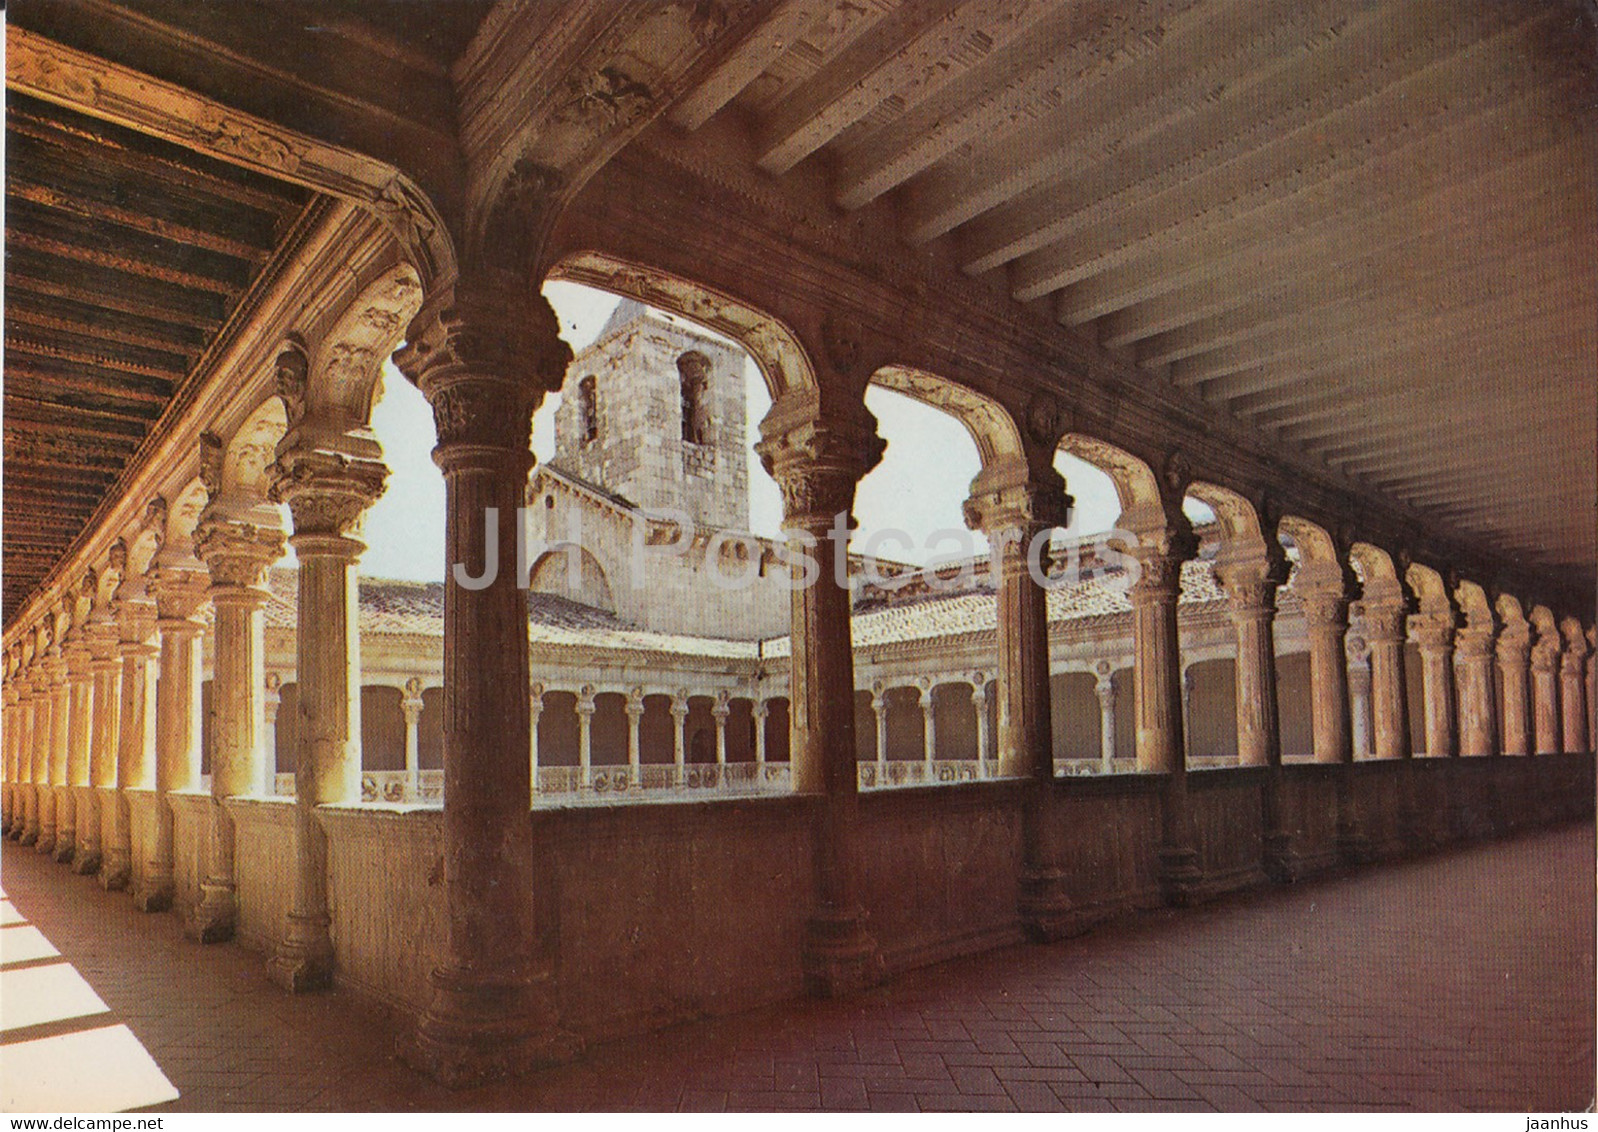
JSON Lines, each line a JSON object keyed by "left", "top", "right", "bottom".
{"left": 549, "top": 299, "right": 750, "bottom": 531}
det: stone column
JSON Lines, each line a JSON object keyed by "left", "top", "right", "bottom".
{"left": 267, "top": 410, "right": 386, "bottom": 991}
{"left": 190, "top": 518, "right": 283, "bottom": 941}
{"left": 712, "top": 693, "right": 730, "bottom": 768}
{"left": 136, "top": 563, "right": 208, "bottom": 912}
{"left": 2, "top": 675, "right": 17, "bottom": 836}
{"left": 39, "top": 651, "right": 69, "bottom": 857}
{"left": 1095, "top": 668, "right": 1116, "bottom": 771}
{"left": 402, "top": 679, "right": 425, "bottom": 801}
{"left": 1561, "top": 623, "right": 1590, "bottom": 755}
{"left": 670, "top": 693, "right": 689, "bottom": 786}
{"left": 1180, "top": 666, "right": 1196, "bottom": 754}
{"left": 82, "top": 623, "right": 122, "bottom": 875}
{"left": 918, "top": 685, "right": 936, "bottom": 767}
{"left": 625, "top": 690, "right": 644, "bottom": 782}
{"left": 1496, "top": 618, "right": 1532, "bottom": 756}
{"left": 1531, "top": 623, "right": 1562, "bottom": 755}
{"left": 972, "top": 681, "right": 992, "bottom": 777}
{"left": 1347, "top": 638, "right": 1373, "bottom": 759}
{"left": 753, "top": 700, "right": 769, "bottom": 769}
{"left": 1301, "top": 590, "right": 1354, "bottom": 765}
{"left": 1411, "top": 615, "right": 1458, "bottom": 758}
{"left": 1588, "top": 627, "right": 1597, "bottom": 754}
{"left": 1455, "top": 622, "right": 1498, "bottom": 758}
{"left": 528, "top": 684, "right": 543, "bottom": 799}
{"left": 108, "top": 596, "right": 159, "bottom": 891}
{"left": 1127, "top": 528, "right": 1200, "bottom": 903}
{"left": 15, "top": 673, "right": 40, "bottom": 845}
{"left": 870, "top": 692, "right": 887, "bottom": 774}
{"left": 395, "top": 280, "right": 574, "bottom": 1083}
{"left": 756, "top": 405, "right": 885, "bottom": 994}
{"left": 964, "top": 470, "right": 1073, "bottom": 935}
{"left": 263, "top": 674, "right": 282, "bottom": 791}
{"left": 63, "top": 637, "right": 95, "bottom": 867}
{"left": 575, "top": 687, "right": 595, "bottom": 787}
{"left": 1215, "top": 549, "right": 1293, "bottom": 880}
{"left": 1362, "top": 602, "right": 1412, "bottom": 761}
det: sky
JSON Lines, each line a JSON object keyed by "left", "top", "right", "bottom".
{"left": 358, "top": 281, "right": 1137, "bottom": 581}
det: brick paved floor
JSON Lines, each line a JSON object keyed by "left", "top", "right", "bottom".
{"left": 2, "top": 823, "right": 1592, "bottom": 1112}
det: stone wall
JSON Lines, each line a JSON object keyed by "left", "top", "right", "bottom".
{"left": 203, "top": 756, "right": 1590, "bottom": 1050}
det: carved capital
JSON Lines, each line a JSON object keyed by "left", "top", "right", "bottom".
{"left": 1410, "top": 614, "right": 1457, "bottom": 653}
{"left": 195, "top": 519, "right": 287, "bottom": 591}
{"left": 756, "top": 414, "right": 884, "bottom": 529}
{"left": 1215, "top": 554, "right": 1286, "bottom": 617}
{"left": 1299, "top": 589, "right": 1350, "bottom": 632}
{"left": 962, "top": 476, "right": 1071, "bottom": 539}
{"left": 1361, "top": 602, "right": 1410, "bottom": 645}
{"left": 151, "top": 563, "right": 210, "bottom": 623}
{"left": 270, "top": 444, "right": 387, "bottom": 543}
{"left": 395, "top": 277, "right": 571, "bottom": 463}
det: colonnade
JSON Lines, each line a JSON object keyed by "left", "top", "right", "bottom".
{"left": 1, "top": 269, "right": 1592, "bottom": 1088}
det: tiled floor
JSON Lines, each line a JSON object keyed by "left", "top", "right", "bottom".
{"left": 1, "top": 823, "right": 1592, "bottom": 1112}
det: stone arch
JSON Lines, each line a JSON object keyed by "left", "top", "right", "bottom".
{"left": 1186, "top": 481, "right": 1268, "bottom": 554}
{"left": 161, "top": 478, "right": 210, "bottom": 559}
{"left": 548, "top": 251, "right": 817, "bottom": 399}
{"left": 300, "top": 264, "right": 425, "bottom": 427}
{"left": 1057, "top": 434, "right": 1165, "bottom": 531}
{"left": 1496, "top": 592, "right": 1529, "bottom": 631}
{"left": 220, "top": 397, "right": 289, "bottom": 500}
{"left": 1278, "top": 514, "right": 1347, "bottom": 592}
{"left": 1404, "top": 561, "right": 1453, "bottom": 618}
{"left": 869, "top": 365, "right": 1025, "bottom": 471}
{"left": 1349, "top": 542, "right": 1403, "bottom": 594}
{"left": 1454, "top": 580, "right": 1495, "bottom": 632}
{"left": 527, "top": 546, "right": 616, "bottom": 614}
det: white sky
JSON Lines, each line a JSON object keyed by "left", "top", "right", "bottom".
{"left": 359, "top": 281, "right": 1146, "bottom": 581}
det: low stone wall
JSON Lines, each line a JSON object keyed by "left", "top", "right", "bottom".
{"left": 61, "top": 753, "right": 1597, "bottom": 1055}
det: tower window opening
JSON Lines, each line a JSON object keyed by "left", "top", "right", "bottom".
{"left": 578, "top": 375, "right": 599, "bottom": 443}
{"left": 678, "top": 351, "right": 711, "bottom": 445}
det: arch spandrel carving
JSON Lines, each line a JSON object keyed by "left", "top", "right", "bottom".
{"left": 304, "top": 265, "right": 425, "bottom": 427}
{"left": 870, "top": 365, "right": 1025, "bottom": 471}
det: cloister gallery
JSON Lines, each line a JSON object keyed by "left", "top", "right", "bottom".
{"left": 1, "top": 0, "right": 1594, "bottom": 1092}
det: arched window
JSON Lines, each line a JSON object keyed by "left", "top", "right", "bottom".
{"left": 578, "top": 375, "right": 599, "bottom": 443}
{"left": 678, "top": 351, "right": 711, "bottom": 445}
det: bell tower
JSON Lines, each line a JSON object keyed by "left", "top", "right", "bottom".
{"left": 550, "top": 300, "right": 750, "bottom": 532}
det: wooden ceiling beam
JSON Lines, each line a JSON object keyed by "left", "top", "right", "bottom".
{"left": 6, "top": 176, "right": 272, "bottom": 263}
{"left": 668, "top": 0, "right": 836, "bottom": 132}
{"left": 6, "top": 261, "right": 227, "bottom": 329}
{"left": 5, "top": 300, "right": 203, "bottom": 361}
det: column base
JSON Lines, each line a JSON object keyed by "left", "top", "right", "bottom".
{"left": 18, "top": 827, "right": 39, "bottom": 846}
{"left": 99, "top": 850, "right": 131, "bottom": 891}
{"left": 266, "top": 914, "right": 335, "bottom": 993}
{"left": 52, "top": 836, "right": 77, "bottom": 865}
{"left": 802, "top": 906, "right": 884, "bottom": 997}
{"left": 34, "top": 831, "right": 56, "bottom": 855}
{"left": 186, "top": 883, "right": 237, "bottom": 944}
{"left": 399, "top": 966, "right": 579, "bottom": 1089}
{"left": 131, "top": 878, "right": 173, "bottom": 913}
{"left": 1262, "top": 831, "right": 1300, "bottom": 884}
{"left": 1157, "top": 846, "right": 1203, "bottom": 907}
{"left": 70, "top": 848, "right": 102, "bottom": 876}
{"left": 1018, "top": 865, "right": 1080, "bottom": 943}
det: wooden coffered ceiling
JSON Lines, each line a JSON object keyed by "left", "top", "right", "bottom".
{"left": 4, "top": 0, "right": 1594, "bottom": 627}
{"left": 3, "top": 92, "right": 313, "bottom": 622}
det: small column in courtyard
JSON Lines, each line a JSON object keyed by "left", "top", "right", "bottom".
{"left": 263, "top": 674, "right": 282, "bottom": 791}
{"left": 1452, "top": 586, "right": 1498, "bottom": 757}
{"left": 972, "top": 678, "right": 991, "bottom": 777}
{"left": 1299, "top": 584, "right": 1355, "bottom": 766}
{"left": 529, "top": 683, "right": 544, "bottom": 798}
{"left": 870, "top": 689, "right": 887, "bottom": 775}
{"left": 963, "top": 463, "right": 1074, "bottom": 936}
{"left": 918, "top": 682, "right": 936, "bottom": 767}
{"left": 1530, "top": 611, "right": 1562, "bottom": 755}
{"left": 16, "top": 655, "right": 41, "bottom": 845}
{"left": 402, "top": 678, "right": 425, "bottom": 802}
{"left": 625, "top": 689, "right": 644, "bottom": 783}
{"left": 2, "top": 656, "right": 18, "bottom": 836}
{"left": 1495, "top": 603, "right": 1532, "bottom": 756}
{"left": 1359, "top": 594, "right": 1412, "bottom": 761}
{"left": 1409, "top": 605, "right": 1459, "bottom": 758}
{"left": 1346, "top": 636, "right": 1372, "bottom": 759}
{"left": 576, "top": 686, "right": 596, "bottom": 787}
{"left": 1095, "top": 665, "right": 1116, "bottom": 771}
{"left": 191, "top": 475, "right": 285, "bottom": 941}
{"left": 670, "top": 692, "right": 690, "bottom": 786}
{"left": 1560, "top": 619, "right": 1590, "bottom": 754}
{"left": 712, "top": 692, "right": 730, "bottom": 768}
{"left": 1588, "top": 627, "right": 1596, "bottom": 754}
{"left": 756, "top": 395, "right": 885, "bottom": 993}
{"left": 753, "top": 699, "right": 769, "bottom": 770}
{"left": 268, "top": 341, "right": 387, "bottom": 990}
{"left": 396, "top": 278, "right": 576, "bottom": 1083}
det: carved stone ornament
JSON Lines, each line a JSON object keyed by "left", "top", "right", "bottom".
{"left": 195, "top": 519, "right": 287, "bottom": 589}
{"left": 756, "top": 416, "right": 885, "bottom": 526}
{"left": 819, "top": 311, "right": 869, "bottom": 380}
{"left": 8, "top": 39, "right": 101, "bottom": 104}
{"left": 478, "top": 158, "right": 566, "bottom": 275}
{"left": 142, "top": 495, "right": 169, "bottom": 536}
{"left": 199, "top": 432, "right": 225, "bottom": 500}
{"left": 192, "top": 106, "right": 304, "bottom": 174}
{"left": 1024, "top": 391, "right": 1067, "bottom": 447}
{"left": 270, "top": 447, "right": 388, "bottom": 541}
{"left": 962, "top": 479, "right": 1068, "bottom": 537}
{"left": 276, "top": 340, "right": 310, "bottom": 426}
{"left": 1161, "top": 449, "right": 1192, "bottom": 496}
{"left": 554, "top": 66, "right": 654, "bottom": 131}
